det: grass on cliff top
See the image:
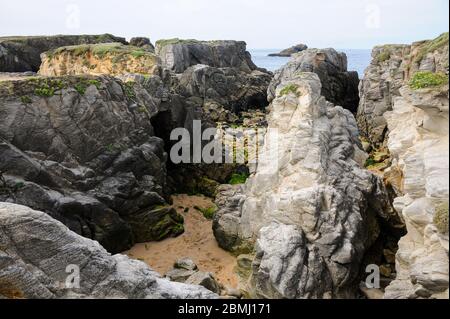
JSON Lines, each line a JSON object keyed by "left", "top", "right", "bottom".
{"left": 47, "top": 43, "right": 155, "bottom": 60}
{"left": 155, "top": 38, "right": 200, "bottom": 48}
{"left": 409, "top": 71, "right": 448, "bottom": 90}
{"left": 415, "top": 32, "right": 449, "bottom": 63}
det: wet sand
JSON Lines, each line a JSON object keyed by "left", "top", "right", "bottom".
{"left": 124, "top": 194, "right": 238, "bottom": 288}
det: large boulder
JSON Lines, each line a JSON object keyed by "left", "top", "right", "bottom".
{"left": 268, "top": 48, "right": 360, "bottom": 113}
{"left": 155, "top": 39, "right": 257, "bottom": 73}
{"left": 213, "top": 72, "right": 405, "bottom": 298}
{"left": 0, "top": 34, "right": 127, "bottom": 72}
{"left": 357, "top": 33, "right": 449, "bottom": 146}
{"left": 0, "top": 75, "right": 185, "bottom": 253}
{"left": 0, "top": 203, "right": 217, "bottom": 299}
{"left": 39, "top": 43, "right": 161, "bottom": 77}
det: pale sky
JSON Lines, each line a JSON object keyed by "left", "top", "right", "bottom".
{"left": 0, "top": 0, "right": 448, "bottom": 49}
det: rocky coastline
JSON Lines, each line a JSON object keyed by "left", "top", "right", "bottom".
{"left": 0, "top": 33, "right": 448, "bottom": 299}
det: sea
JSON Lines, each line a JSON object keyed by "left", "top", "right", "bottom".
{"left": 249, "top": 49, "right": 372, "bottom": 78}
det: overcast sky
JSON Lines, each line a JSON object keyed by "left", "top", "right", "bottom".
{"left": 0, "top": 0, "right": 448, "bottom": 49}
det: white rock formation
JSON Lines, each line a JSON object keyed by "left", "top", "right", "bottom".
{"left": 213, "top": 72, "right": 403, "bottom": 298}
{"left": 0, "top": 202, "right": 217, "bottom": 299}
{"left": 383, "top": 84, "right": 449, "bottom": 299}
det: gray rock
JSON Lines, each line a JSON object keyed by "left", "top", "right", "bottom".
{"left": 268, "top": 44, "right": 308, "bottom": 57}
{"left": 268, "top": 48, "right": 360, "bottom": 112}
{"left": 213, "top": 72, "right": 405, "bottom": 298}
{"left": 174, "top": 65, "right": 272, "bottom": 119}
{"left": 357, "top": 34, "right": 449, "bottom": 145}
{"left": 185, "top": 271, "right": 222, "bottom": 294}
{"left": 0, "top": 203, "right": 217, "bottom": 299}
{"left": 165, "top": 269, "right": 197, "bottom": 283}
{"left": 174, "top": 258, "right": 198, "bottom": 271}
{"left": 155, "top": 39, "right": 257, "bottom": 73}
{"left": 0, "top": 75, "right": 185, "bottom": 253}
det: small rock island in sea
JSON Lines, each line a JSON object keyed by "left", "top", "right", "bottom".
{"left": 268, "top": 43, "right": 308, "bottom": 57}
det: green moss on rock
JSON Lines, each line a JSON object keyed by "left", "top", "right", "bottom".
{"left": 228, "top": 173, "right": 249, "bottom": 185}
{"left": 434, "top": 202, "right": 449, "bottom": 234}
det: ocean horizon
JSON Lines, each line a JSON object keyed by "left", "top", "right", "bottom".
{"left": 249, "top": 48, "right": 372, "bottom": 78}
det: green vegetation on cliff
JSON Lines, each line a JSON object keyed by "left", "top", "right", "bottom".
{"left": 415, "top": 32, "right": 449, "bottom": 63}
{"left": 155, "top": 38, "right": 200, "bottom": 48}
{"left": 47, "top": 43, "right": 154, "bottom": 60}
{"left": 409, "top": 71, "right": 448, "bottom": 90}
{"left": 434, "top": 202, "right": 449, "bottom": 234}
{"left": 228, "top": 172, "right": 249, "bottom": 185}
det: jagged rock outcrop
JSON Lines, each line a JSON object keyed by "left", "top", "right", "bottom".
{"left": 0, "top": 75, "right": 188, "bottom": 253}
{"left": 213, "top": 72, "right": 405, "bottom": 298}
{"left": 129, "top": 37, "right": 155, "bottom": 52}
{"left": 357, "top": 33, "right": 449, "bottom": 145}
{"left": 39, "top": 43, "right": 160, "bottom": 77}
{"left": 268, "top": 48, "right": 360, "bottom": 113}
{"left": 0, "top": 203, "right": 217, "bottom": 299}
{"left": 172, "top": 64, "right": 272, "bottom": 122}
{"left": 268, "top": 44, "right": 308, "bottom": 57}
{"left": 0, "top": 34, "right": 127, "bottom": 72}
{"left": 155, "top": 39, "right": 257, "bottom": 74}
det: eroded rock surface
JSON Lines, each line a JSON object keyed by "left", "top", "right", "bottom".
{"left": 0, "top": 75, "right": 186, "bottom": 253}
{"left": 357, "top": 33, "right": 449, "bottom": 145}
{"left": 268, "top": 48, "right": 360, "bottom": 112}
{"left": 0, "top": 203, "right": 217, "bottom": 299}
{"left": 214, "top": 72, "right": 404, "bottom": 298}
{"left": 382, "top": 80, "right": 449, "bottom": 299}
{"left": 356, "top": 33, "right": 449, "bottom": 299}
{"left": 155, "top": 39, "right": 257, "bottom": 74}
{"left": 39, "top": 43, "right": 161, "bottom": 77}
{"left": 0, "top": 34, "right": 127, "bottom": 72}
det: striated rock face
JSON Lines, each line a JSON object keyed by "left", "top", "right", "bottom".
{"left": 382, "top": 76, "right": 449, "bottom": 299}
{"left": 0, "top": 75, "right": 187, "bottom": 253}
{"left": 39, "top": 43, "right": 161, "bottom": 77}
{"left": 357, "top": 33, "right": 449, "bottom": 145}
{"left": 213, "top": 72, "right": 404, "bottom": 298}
{"left": 356, "top": 33, "right": 449, "bottom": 299}
{"left": 268, "top": 48, "right": 360, "bottom": 113}
{"left": 0, "top": 34, "right": 127, "bottom": 73}
{"left": 0, "top": 203, "right": 217, "bottom": 299}
{"left": 155, "top": 39, "right": 257, "bottom": 74}
{"left": 268, "top": 44, "right": 308, "bottom": 57}
{"left": 173, "top": 64, "right": 272, "bottom": 123}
